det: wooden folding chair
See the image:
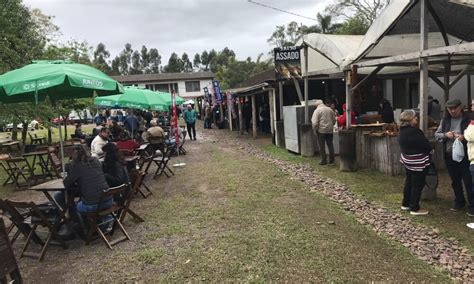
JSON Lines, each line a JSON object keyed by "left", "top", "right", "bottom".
{"left": 47, "top": 147, "right": 63, "bottom": 178}
{"left": 84, "top": 184, "right": 131, "bottom": 249}
{"left": 0, "top": 218, "right": 23, "bottom": 284}
{"left": 3, "top": 200, "right": 67, "bottom": 261}
{"left": 0, "top": 159, "right": 14, "bottom": 186}
{"left": 178, "top": 130, "right": 187, "bottom": 155}
{"left": 5, "top": 156, "right": 33, "bottom": 189}
{"left": 119, "top": 172, "right": 145, "bottom": 223}
{"left": 28, "top": 132, "right": 45, "bottom": 145}
{"left": 153, "top": 145, "right": 175, "bottom": 179}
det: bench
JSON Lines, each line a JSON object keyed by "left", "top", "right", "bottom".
{"left": 28, "top": 132, "right": 45, "bottom": 145}
{"left": 1, "top": 141, "right": 21, "bottom": 152}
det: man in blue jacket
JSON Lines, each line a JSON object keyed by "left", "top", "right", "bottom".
{"left": 183, "top": 104, "right": 197, "bottom": 140}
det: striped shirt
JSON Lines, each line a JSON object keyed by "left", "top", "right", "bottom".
{"left": 400, "top": 153, "right": 430, "bottom": 171}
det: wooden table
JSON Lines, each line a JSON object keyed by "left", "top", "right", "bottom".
{"left": 23, "top": 150, "right": 51, "bottom": 183}
{"left": 30, "top": 179, "right": 67, "bottom": 216}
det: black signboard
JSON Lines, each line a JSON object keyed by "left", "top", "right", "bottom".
{"left": 274, "top": 46, "right": 303, "bottom": 81}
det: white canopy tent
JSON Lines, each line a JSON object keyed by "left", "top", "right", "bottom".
{"left": 298, "top": 0, "right": 474, "bottom": 130}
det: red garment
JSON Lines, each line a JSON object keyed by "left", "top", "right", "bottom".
{"left": 116, "top": 139, "right": 139, "bottom": 152}
{"left": 337, "top": 103, "right": 356, "bottom": 128}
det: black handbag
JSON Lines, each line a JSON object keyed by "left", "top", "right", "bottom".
{"left": 31, "top": 203, "right": 60, "bottom": 225}
{"left": 425, "top": 159, "right": 438, "bottom": 191}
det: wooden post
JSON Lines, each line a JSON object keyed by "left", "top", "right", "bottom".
{"left": 228, "top": 94, "right": 233, "bottom": 131}
{"left": 251, "top": 95, "right": 257, "bottom": 138}
{"left": 419, "top": 0, "right": 429, "bottom": 133}
{"left": 237, "top": 96, "right": 243, "bottom": 135}
{"left": 346, "top": 73, "right": 352, "bottom": 129}
{"left": 444, "top": 63, "right": 451, "bottom": 104}
{"left": 269, "top": 89, "right": 275, "bottom": 135}
{"left": 468, "top": 75, "right": 472, "bottom": 109}
{"left": 304, "top": 45, "right": 309, "bottom": 124}
{"left": 279, "top": 81, "right": 284, "bottom": 120}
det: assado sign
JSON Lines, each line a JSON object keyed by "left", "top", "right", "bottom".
{"left": 274, "top": 46, "right": 302, "bottom": 81}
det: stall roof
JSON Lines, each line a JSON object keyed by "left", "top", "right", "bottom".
{"left": 304, "top": 0, "right": 474, "bottom": 76}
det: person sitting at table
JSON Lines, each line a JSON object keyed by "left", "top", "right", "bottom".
{"left": 165, "top": 125, "right": 184, "bottom": 154}
{"left": 102, "top": 143, "right": 129, "bottom": 188}
{"left": 74, "top": 124, "right": 87, "bottom": 139}
{"left": 143, "top": 119, "right": 165, "bottom": 152}
{"left": 90, "top": 127, "right": 109, "bottom": 158}
{"left": 109, "top": 120, "right": 123, "bottom": 141}
{"left": 115, "top": 132, "right": 139, "bottom": 153}
{"left": 54, "top": 145, "right": 111, "bottom": 216}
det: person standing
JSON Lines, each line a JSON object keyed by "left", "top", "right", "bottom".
{"left": 459, "top": 99, "right": 474, "bottom": 217}
{"left": 435, "top": 99, "right": 474, "bottom": 215}
{"left": 311, "top": 99, "right": 336, "bottom": 166}
{"left": 398, "top": 110, "right": 432, "bottom": 215}
{"left": 379, "top": 99, "right": 395, "bottom": 123}
{"left": 183, "top": 104, "right": 196, "bottom": 140}
{"left": 204, "top": 103, "right": 212, "bottom": 129}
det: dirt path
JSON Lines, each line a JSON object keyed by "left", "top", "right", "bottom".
{"left": 7, "top": 125, "right": 452, "bottom": 282}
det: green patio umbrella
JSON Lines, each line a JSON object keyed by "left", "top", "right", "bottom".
{"left": 0, "top": 60, "right": 124, "bottom": 104}
{"left": 156, "top": 91, "right": 185, "bottom": 106}
{"left": 0, "top": 60, "right": 124, "bottom": 173}
{"left": 94, "top": 86, "right": 183, "bottom": 111}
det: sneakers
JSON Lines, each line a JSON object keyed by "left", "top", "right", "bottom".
{"left": 401, "top": 206, "right": 410, "bottom": 211}
{"left": 450, "top": 205, "right": 464, "bottom": 212}
{"left": 410, "top": 209, "right": 429, "bottom": 216}
{"left": 467, "top": 211, "right": 474, "bottom": 217}
{"left": 319, "top": 161, "right": 327, "bottom": 166}
{"left": 328, "top": 162, "right": 335, "bottom": 166}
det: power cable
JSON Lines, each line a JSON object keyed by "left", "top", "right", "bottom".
{"left": 247, "top": 0, "right": 318, "bottom": 21}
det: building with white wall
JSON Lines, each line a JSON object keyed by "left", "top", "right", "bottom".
{"left": 112, "top": 72, "right": 214, "bottom": 98}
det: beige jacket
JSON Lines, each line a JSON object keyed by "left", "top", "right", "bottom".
{"left": 311, "top": 104, "right": 336, "bottom": 134}
{"left": 463, "top": 123, "right": 474, "bottom": 164}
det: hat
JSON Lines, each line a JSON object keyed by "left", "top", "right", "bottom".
{"left": 445, "top": 99, "right": 462, "bottom": 108}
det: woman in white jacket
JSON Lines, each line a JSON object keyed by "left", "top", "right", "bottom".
{"left": 461, "top": 99, "right": 474, "bottom": 219}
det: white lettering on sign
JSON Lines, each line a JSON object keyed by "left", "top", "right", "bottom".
{"left": 82, "top": 79, "right": 103, "bottom": 87}
{"left": 22, "top": 81, "right": 51, "bottom": 91}
{"left": 275, "top": 51, "right": 300, "bottom": 61}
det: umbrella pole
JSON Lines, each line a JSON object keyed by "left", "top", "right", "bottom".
{"left": 58, "top": 120, "right": 66, "bottom": 174}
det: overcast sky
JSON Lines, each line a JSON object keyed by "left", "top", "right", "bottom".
{"left": 23, "top": 0, "right": 329, "bottom": 64}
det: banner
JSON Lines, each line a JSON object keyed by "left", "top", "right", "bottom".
{"left": 274, "top": 46, "right": 302, "bottom": 81}
{"left": 203, "top": 86, "right": 210, "bottom": 102}
{"left": 212, "top": 79, "right": 222, "bottom": 102}
{"left": 172, "top": 89, "right": 179, "bottom": 146}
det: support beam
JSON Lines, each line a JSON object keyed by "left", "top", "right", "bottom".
{"left": 354, "top": 42, "right": 474, "bottom": 68}
{"left": 293, "top": 79, "right": 303, "bottom": 103}
{"left": 251, "top": 95, "right": 257, "bottom": 139}
{"left": 350, "top": 65, "right": 384, "bottom": 92}
{"left": 429, "top": 75, "right": 445, "bottom": 89}
{"left": 449, "top": 65, "right": 472, "bottom": 90}
{"left": 419, "top": 0, "right": 429, "bottom": 133}
{"left": 304, "top": 46, "right": 309, "bottom": 124}
{"left": 427, "top": 2, "right": 449, "bottom": 46}
{"left": 468, "top": 75, "right": 472, "bottom": 109}
{"left": 228, "top": 94, "right": 233, "bottom": 131}
{"left": 269, "top": 89, "right": 275, "bottom": 135}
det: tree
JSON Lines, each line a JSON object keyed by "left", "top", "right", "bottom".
{"left": 325, "top": 0, "right": 390, "bottom": 26}
{"left": 163, "top": 52, "right": 183, "bottom": 73}
{"left": 181, "top": 53, "right": 192, "bottom": 72}
{"left": 140, "top": 45, "right": 150, "bottom": 73}
{"left": 111, "top": 56, "right": 121, "bottom": 75}
{"left": 148, "top": 48, "right": 161, "bottom": 73}
{"left": 92, "top": 42, "right": 111, "bottom": 73}
{"left": 334, "top": 15, "right": 370, "bottom": 35}
{"left": 267, "top": 21, "right": 306, "bottom": 48}
{"left": 317, "top": 13, "right": 337, "bottom": 34}
{"left": 200, "top": 50, "right": 210, "bottom": 71}
{"left": 193, "top": 53, "right": 201, "bottom": 69}
{"left": 130, "top": 50, "right": 142, "bottom": 74}
{"left": 118, "top": 43, "right": 133, "bottom": 75}
{"left": 0, "top": 0, "right": 47, "bottom": 73}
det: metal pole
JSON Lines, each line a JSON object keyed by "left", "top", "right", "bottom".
{"left": 304, "top": 45, "right": 309, "bottom": 124}
{"left": 419, "top": 0, "right": 429, "bottom": 132}
{"left": 345, "top": 72, "right": 352, "bottom": 129}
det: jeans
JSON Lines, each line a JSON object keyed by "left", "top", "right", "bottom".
{"left": 317, "top": 132, "right": 335, "bottom": 163}
{"left": 186, "top": 122, "right": 196, "bottom": 140}
{"left": 53, "top": 191, "right": 112, "bottom": 213}
{"left": 445, "top": 155, "right": 473, "bottom": 209}
{"left": 204, "top": 118, "right": 212, "bottom": 129}
{"left": 402, "top": 168, "right": 427, "bottom": 211}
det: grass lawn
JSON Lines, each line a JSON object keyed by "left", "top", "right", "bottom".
{"left": 261, "top": 144, "right": 474, "bottom": 252}
{"left": 68, "top": 140, "right": 449, "bottom": 282}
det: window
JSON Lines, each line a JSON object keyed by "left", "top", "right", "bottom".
{"left": 185, "top": 81, "right": 200, "bottom": 92}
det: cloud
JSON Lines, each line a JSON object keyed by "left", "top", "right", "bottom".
{"left": 24, "top": 0, "right": 329, "bottom": 63}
